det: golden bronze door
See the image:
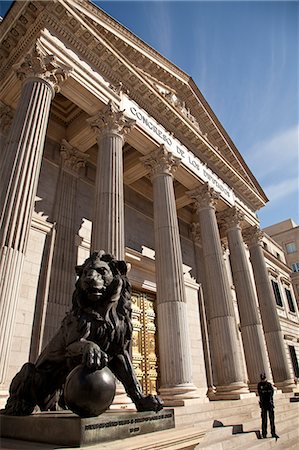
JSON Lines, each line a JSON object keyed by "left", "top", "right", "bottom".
{"left": 131, "top": 291, "right": 158, "bottom": 395}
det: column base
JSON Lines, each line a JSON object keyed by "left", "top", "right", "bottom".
{"left": 207, "top": 385, "right": 217, "bottom": 400}
{"left": 274, "top": 378, "right": 296, "bottom": 393}
{"left": 212, "top": 382, "right": 253, "bottom": 400}
{"left": 159, "top": 383, "right": 200, "bottom": 406}
{"left": 0, "top": 387, "right": 9, "bottom": 409}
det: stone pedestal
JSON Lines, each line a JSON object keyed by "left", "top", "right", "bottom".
{"left": 0, "top": 409, "right": 174, "bottom": 447}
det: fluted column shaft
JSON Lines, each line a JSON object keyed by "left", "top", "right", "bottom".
{"left": 221, "top": 209, "right": 270, "bottom": 387}
{"left": 42, "top": 141, "right": 88, "bottom": 347}
{"left": 244, "top": 227, "right": 294, "bottom": 391}
{"left": 0, "top": 44, "right": 70, "bottom": 384}
{"left": 142, "top": 146, "right": 198, "bottom": 400}
{"left": 188, "top": 184, "right": 248, "bottom": 397}
{"left": 88, "top": 101, "right": 135, "bottom": 260}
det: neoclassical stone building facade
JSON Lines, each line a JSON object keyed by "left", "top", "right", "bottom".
{"left": 0, "top": 0, "right": 298, "bottom": 409}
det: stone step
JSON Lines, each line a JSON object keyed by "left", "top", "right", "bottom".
{"left": 224, "top": 411, "right": 299, "bottom": 449}
{"left": 196, "top": 408, "right": 298, "bottom": 449}
{"left": 245, "top": 426, "right": 299, "bottom": 450}
{"left": 99, "top": 425, "right": 206, "bottom": 450}
{"left": 174, "top": 395, "right": 294, "bottom": 429}
{"left": 1, "top": 425, "right": 206, "bottom": 450}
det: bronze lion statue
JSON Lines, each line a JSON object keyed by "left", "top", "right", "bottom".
{"left": 2, "top": 251, "right": 163, "bottom": 416}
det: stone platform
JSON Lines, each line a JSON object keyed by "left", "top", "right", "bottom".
{"left": 0, "top": 409, "right": 174, "bottom": 447}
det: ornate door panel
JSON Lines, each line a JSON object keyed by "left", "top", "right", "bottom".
{"left": 131, "top": 291, "right": 158, "bottom": 395}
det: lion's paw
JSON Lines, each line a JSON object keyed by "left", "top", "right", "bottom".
{"left": 82, "top": 343, "right": 108, "bottom": 370}
{"left": 135, "top": 395, "right": 164, "bottom": 412}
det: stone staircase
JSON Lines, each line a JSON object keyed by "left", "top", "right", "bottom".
{"left": 0, "top": 392, "right": 298, "bottom": 449}
{"left": 93, "top": 393, "right": 299, "bottom": 450}
{"left": 194, "top": 392, "right": 299, "bottom": 449}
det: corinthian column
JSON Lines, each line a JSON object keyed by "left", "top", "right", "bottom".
{"left": 141, "top": 145, "right": 198, "bottom": 403}
{"left": 188, "top": 184, "right": 249, "bottom": 399}
{"left": 87, "top": 101, "right": 135, "bottom": 259}
{"left": 219, "top": 208, "right": 271, "bottom": 389}
{"left": 42, "top": 140, "right": 89, "bottom": 348}
{"left": 0, "top": 44, "right": 71, "bottom": 385}
{"left": 243, "top": 226, "right": 295, "bottom": 392}
{"left": 0, "top": 101, "right": 14, "bottom": 136}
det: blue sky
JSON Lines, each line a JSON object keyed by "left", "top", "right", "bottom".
{"left": 1, "top": 1, "right": 298, "bottom": 228}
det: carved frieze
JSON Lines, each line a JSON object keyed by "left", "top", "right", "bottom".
{"left": 159, "top": 90, "right": 203, "bottom": 133}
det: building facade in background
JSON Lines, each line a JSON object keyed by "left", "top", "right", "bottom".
{"left": 0, "top": 0, "right": 298, "bottom": 410}
{"left": 264, "top": 219, "right": 299, "bottom": 308}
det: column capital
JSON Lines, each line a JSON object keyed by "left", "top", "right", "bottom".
{"left": 243, "top": 225, "right": 264, "bottom": 247}
{"left": 60, "top": 139, "right": 89, "bottom": 175}
{"left": 190, "top": 222, "right": 202, "bottom": 246}
{"left": 187, "top": 182, "right": 220, "bottom": 211}
{"left": 13, "top": 43, "right": 72, "bottom": 97}
{"left": 87, "top": 100, "right": 135, "bottom": 138}
{"left": 140, "top": 144, "right": 181, "bottom": 178}
{"left": 218, "top": 207, "right": 244, "bottom": 232}
{"left": 221, "top": 238, "right": 229, "bottom": 255}
{"left": 0, "top": 101, "right": 14, "bottom": 134}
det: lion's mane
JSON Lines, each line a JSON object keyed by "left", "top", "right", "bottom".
{"left": 71, "top": 251, "right": 133, "bottom": 353}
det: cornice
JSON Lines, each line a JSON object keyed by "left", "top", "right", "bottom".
{"left": 263, "top": 248, "right": 292, "bottom": 275}
{"left": 0, "top": 2, "right": 48, "bottom": 81}
{"left": 187, "top": 78, "right": 268, "bottom": 202}
{"left": 65, "top": 0, "right": 189, "bottom": 83}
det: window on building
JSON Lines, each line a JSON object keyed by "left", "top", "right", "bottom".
{"left": 289, "top": 345, "right": 299, "bottom": 378}
{"left": 276, "top": 252, "right": 281, "bottom": 260}
{"left": 271, "top": 279, "right": 283, "bottom": 307}
{"left": 263, "top": 242, "right": 268, "bottom": 250}
{"left": 285, "top": 288, "right": 296, "bottom": 313}
{"left": 286, "top": 242, "right": 297, "bottom": 254}
{"left": 291, "top": 263, "right": 299, "bottom": 272}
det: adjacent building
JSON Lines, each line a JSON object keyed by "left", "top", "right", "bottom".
{"left": 0, "top": 0, "right": 298, "bottom": 413}
{"left": 264, "top": 219, "right": 299, "bottom": 308}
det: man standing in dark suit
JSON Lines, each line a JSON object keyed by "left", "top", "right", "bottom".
{"left": 257, "top": 373, "right": 279, "bottom": 439}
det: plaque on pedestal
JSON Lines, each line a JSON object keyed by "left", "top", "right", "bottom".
{"left": 0, "top": 409, "right": 175, "bottom": 447}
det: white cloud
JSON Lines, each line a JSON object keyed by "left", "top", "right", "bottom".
{"left": 246, "top": 124, "right": 299, "bottom": 179}
{"left": 147, "top": 3, "right": 172, "bottom": 59}
{"left": 264, "top": 176, "right": 298, "bottom": 203}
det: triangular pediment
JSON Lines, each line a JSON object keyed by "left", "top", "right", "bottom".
{"left": 65, "top": 0, "right": 266, "bottom": 204}
{"left": 0, "top": 0, "right": 267, "bottom": 209}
